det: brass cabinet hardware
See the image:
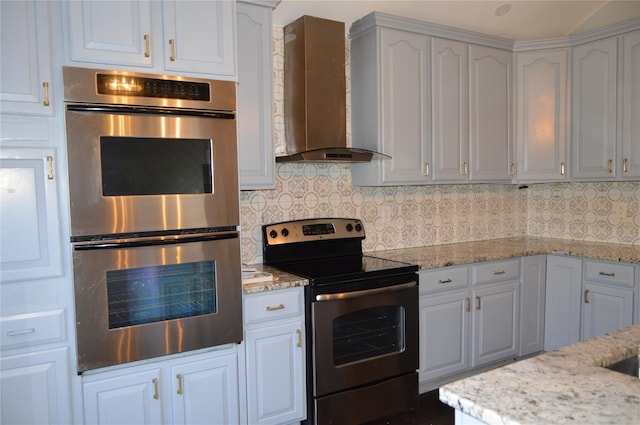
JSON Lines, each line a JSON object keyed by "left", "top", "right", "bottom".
{"left": 475, "top": 296, "right": 481, "bottom": 310}
{"left": 584, "top": 289, "right": 590, "bottom": 304}
{"left": 623, "top": 158, "right": 629, "bottom": 173}
{"left": 423, "top": 162, "right": 430, "bottom": 176}
{"left": 46, "top": 156, "right": 53, "bottom": 180}
{"left": 296, "top": 329, "right": 302, "bottom": 348}
{"left": 607, "top": 159, "right": 613, "bottom": 173}
{"left": 560, "top": 162, "right": 566, "bottom": 176}
{"left": 169, "top": 39, "right": 176, "bottom": 61}
{"left": 438, "top": 278, "right": 452, "bottom": 284}
{"left": 144, "top": 34, "right": 150, "bottom": 58}
{"left": 598, "top": 271, "right": 615, "bottom": 277}
{"left": 461, "top": 160, "right": 468, "bottom": 175}
{"left": 266, "top": 304, "right": 285, "bottom": 311}
{"left": 509, "top": 162, "right": 515, "bottom": 176}
{"left": 493, "top": 270, "right": 505, "bottom": 275}
{"left": 152, "top": 378, "right": 159, "bottom": 400}
{"left": 43, "top": 82, "right": 49, "bottom": 106}
{"left": 176, "top": 374, "right": 183, "bottom": 395}
{"left": 465, "top": 297, "right": 470, "bottom": 312}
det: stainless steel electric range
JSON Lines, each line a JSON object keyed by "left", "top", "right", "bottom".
{"left": 262, "top": 218, "right": 420, "bottom": 425}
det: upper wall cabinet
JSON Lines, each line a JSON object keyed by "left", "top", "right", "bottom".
{"left": 620, "top": 30, "right": 640, "bottom": 180}
{"left": 514, "top": 49, "right": 569, "bottom": 182}
{"left": 0, "top": 0, "right": 55, "bottom": 116}
{"left": 62, "top": 0, "right": 236, "bottom": 79}
{"left": 237, "top": 1, "right": 277, "bottom": 190}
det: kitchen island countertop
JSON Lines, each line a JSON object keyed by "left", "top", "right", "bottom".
{"left": 439, "top": 324, "right": 640, "bottom": 425}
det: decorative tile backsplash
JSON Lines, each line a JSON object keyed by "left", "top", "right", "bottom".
{"left": 238, "top": 27, "right": 639, "bottom": 265}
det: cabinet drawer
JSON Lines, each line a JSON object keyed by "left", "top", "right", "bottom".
{"left": 473, "top": 259, "right": 520, "bottom": 285}
{"left": 419, "top": 266, "right": 469, "bottom": 293}
{"left": 243, "top": 288, "right": 303, "bottom": 325}
{"left": 584, "top": 260, "right": 634, "bottom": 288}
{"left": 0, "top": 309, "right": 66, "bottom": 350}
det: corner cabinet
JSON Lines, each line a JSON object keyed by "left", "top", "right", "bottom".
{"left": 514, "top": 48, "right": 569, "bottom": 182}
{"left": 243, "top": 287, "right": 306, "bottom": 425}
{"left": 237, "top": 1, "right": 277, "bottom": 190}
{"left": 62, "top": 0, "right": 236, "bottom": 79}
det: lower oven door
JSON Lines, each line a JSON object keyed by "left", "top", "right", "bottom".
{"left": 72, "top": 231, "right": 242, "bottom": 373}
{"left": 311, "top": 278, "right": 418, "bottom": 397}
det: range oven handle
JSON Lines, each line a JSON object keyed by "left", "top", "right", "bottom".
{"left": 315, "top": 281, "right": 416, "bottom": 302}
{"left": 66, "top": 103, "right": 235, "bottom": 119}
{"left": 73, "top": 231, "right": 238, "bottom": 251}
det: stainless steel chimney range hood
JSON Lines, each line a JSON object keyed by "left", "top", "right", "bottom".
{"left": 277, "top": 15, "right": 389, "bottom": 163}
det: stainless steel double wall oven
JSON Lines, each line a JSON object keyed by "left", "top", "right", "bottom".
{"left": 64, "top": 67, "right": 242, "bottom": 373}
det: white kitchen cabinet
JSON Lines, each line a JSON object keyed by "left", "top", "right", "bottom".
{"left": 519, "top": 255, "right": 546, "bottom": 356}
{"left": 0, "top": 147, "right": 62, "bottom": 283}
{"left": 243, "top": 287, "right": 306, "bottom": 425}
{"left": 620, "top": 30, "right": 640, "bottom": 179}
{"left": 544, "top": 255, "right": 582, "bottom": 351}
{"left": 581, "top": 259, "right": 634, "bottom": 340}
{"left": 82, "top": 346, "right": 240, "bottom": 425}
{"left": 0, "top": 348, "right": 73, "bottom": 425}
{"left": 514, "top": 49, "right": 569, "bottom": 182}
{"left": 431, "top": 38, "right": 467, "bottom": 182}
{"left": 571, "top": 37, "right": 618, "bottom": 179}
{"left": 237, "top": 1, "right": 277, "bottom": 190}
{"left": 0, "top": 0, "right": 55, "bottom": 116}
{"left": 62, "top": 0, "right": 236, "bottom": 79}
{"left": 351, "top": 24, "right": 431, "bottom": 186}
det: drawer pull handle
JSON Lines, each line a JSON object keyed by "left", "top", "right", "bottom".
{"left": 152, "top": 378, "right": 159, "bottom": 400}
{"left": 598, "top": 271, "right": 615, "bottom": 277}
{"left": 476, "top": 296, "right": 481, "bottom": 310}
{"left": 266, "top": 304, "right": 285, "bottom": 312}
{"left": 584, "top": 289, "right": 590, "bottom": 304}
{"left": 144, "top": 34, "right": 150, "bottom": 58}
{"left": 296, "top": 329, "right": 302, "bottom": 348}
{"left": 493, "top": 270, "right": 506, "bottom": 275}
{"left": 465, "top": 297, "right": 470, "bottom": 312}
{"left": 7, "top": 328, "right": 35, "bottom": 336}
{"left": 438, "top": 278, "right": 452, "bottom": 284}
{"left": 176, "top": 374, "right": 183, "bottom": 395}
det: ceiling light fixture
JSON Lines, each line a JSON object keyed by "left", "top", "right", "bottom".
{"left": 495, "top": 3, "right": 512, "bottom": 16}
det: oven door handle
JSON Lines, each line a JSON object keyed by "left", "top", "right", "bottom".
{"left": 315, "top": 281, "right": 416, "bottom": 301}
{"left": 73, "top": 231, "right": 238, "bottom": 251}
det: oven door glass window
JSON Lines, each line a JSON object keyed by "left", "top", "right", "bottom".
{"left": 106, "top": 260, "right": 217, "bottom": 329}
{"left": 333, "top": 306, "right": 404, "bottom": 365}
{"left": 100, "top": 136, "right": 212, "bottom": 196}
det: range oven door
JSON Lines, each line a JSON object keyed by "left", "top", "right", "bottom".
{"left": 72, "top": 231, "right": 242, "bottom": 373}
{"left": 311, "top": 277, "right": 419, "bottom": 397}
{"left": 65, "top": 105, "right": 239, "bottom": 237}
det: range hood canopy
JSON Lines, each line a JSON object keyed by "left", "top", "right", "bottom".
{"left": 277, "top": 15, "right": 388, "bottom": 163}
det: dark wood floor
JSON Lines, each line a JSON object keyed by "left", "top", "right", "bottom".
{"left": 363, "top": 389, "right": 454, "bottom": 425}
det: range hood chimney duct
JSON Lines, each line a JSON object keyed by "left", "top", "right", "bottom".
{"left": 277, "top": 15, "right": 388, "bottom": 163}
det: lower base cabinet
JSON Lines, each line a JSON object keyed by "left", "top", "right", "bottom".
{"left": 82, "top": 345, "right": 240, "bottom": 425}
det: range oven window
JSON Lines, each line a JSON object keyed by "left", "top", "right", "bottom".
{"left": 100, "top": 136, "right": 213, "bottom": 196}
{"left": 106, "top": 261, "right": 217, "bottom": 329}
{"left": 333, "top": 306, "right": 404, "bottom": 366}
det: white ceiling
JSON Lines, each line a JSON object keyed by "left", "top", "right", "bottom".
{"left": 272, "top": 0, "right": 640, "bottom": 41}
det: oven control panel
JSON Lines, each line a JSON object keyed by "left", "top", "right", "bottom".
{"left": 263, "top": 218, "right": 365, "bottom": 246}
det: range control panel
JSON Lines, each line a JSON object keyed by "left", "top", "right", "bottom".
{"left": 263, "top": 218, "right": 365, "bottom": 246}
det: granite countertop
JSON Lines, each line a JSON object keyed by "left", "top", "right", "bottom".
{"left": 241, "top": 264, "right": 308, "bottom": 294}
{"left": 440, "top": 324, "right": 640, "bottom": 425}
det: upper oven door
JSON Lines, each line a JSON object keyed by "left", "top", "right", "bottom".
{"left": 65, "top": 106, "right": 239, "bottom": 237}
{"left": 311, "top": 277, "right": 419, "bottom": 397}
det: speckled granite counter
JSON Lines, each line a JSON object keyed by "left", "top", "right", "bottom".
{"left": 439, "top": 324, "right": 640, "bottom": 425}
{"left": 369, "top": 236, "right": 640, "bottom": 269}
{"left": 242, "top": 264, "right": 308, "bottom": 294}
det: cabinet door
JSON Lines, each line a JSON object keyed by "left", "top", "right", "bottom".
{"left": 0, "top": 147, "right": 62, "bottom": 283}
{"left": 621, "top": 30, "right": 640, "bottom": 179}
{"left": 162, "top": 0, "right": 236, "bottom": 77}
{"left": 581, "top": 283, "right": 633, "bottom": 340}
{"left": 380, "top": 28, "right": 431, "bottom": 184}
{"left": 1, "top": 348, "right": 72, "bottom": 425}
{"left": 171, "top": 352, "right": 240, "bottom": 425}
{"left": 64, "top": 0, "right": 153, "bottom": 67}
{"left": 515, "top": 49, "right": 569, "bottom": 182}
{"left": 83, "top": 367, "right": 164, "bottom": 425}
{"left": 431, "top": 38, "right": 468, "bottom": 182}
{"left": 418, "top": 290, "right": 470, "bottom": 383}
{"left": 519, "top": 255, "right": 546, "bottom": 356}
{"left": 0, "top": 0, "right": 54, "bottom": 115}
{"left": 544, "top": 255, "right": 582, "bottom": 351}
{"left": 237, "top": 2, "right": 275, "bottom": 189}
{"left": 471, "top": 283, "right": 519, "bottom": 367}
{"left": 245, "top": 320, "right": 305, "bottom": 425}
{"left": 469, "top": 46, "right": 512, "bottom": 181}
{"left": 572, "top": 37, "right": 618, "bottom": 179}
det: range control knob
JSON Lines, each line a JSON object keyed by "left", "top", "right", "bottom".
{"left": 269, "top": 230, "right": 278, "bottom": 239}
{"left": 355, "top": 223, "right": 362, "bottom": 232}
{"left": 346, "top": 223, "right": 353, "bottom": 232}
{"left": 281, "top": 228, "right": 289, "bottom": 237}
